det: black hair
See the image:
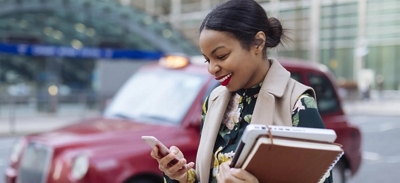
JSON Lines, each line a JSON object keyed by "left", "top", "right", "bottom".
{"left": 199, "top": 0, "right": 287, "bottom": 57}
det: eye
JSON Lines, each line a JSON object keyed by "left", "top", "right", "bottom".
{"left": 217, "top": 54, "right": 228, "bottom": 60}
{"left": 204, "top": 59, "right": 210, "bottom": 63}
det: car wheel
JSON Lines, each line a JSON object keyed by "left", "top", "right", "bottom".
{"left": 332, "top": 160, "right": 346, "bottom": 183}
{"left": 125, "top": 176, "right": 162, "bottom": 183}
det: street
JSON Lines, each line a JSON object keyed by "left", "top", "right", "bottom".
{"left": 348, "top": 115, "right": 400, "bottom": 183}
{"left": 0, "top": 115, "right": 399, "bottom": 183}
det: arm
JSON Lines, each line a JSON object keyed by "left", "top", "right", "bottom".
{"left": 292, "top": 94, "right": 333, "bottom": 183}
{"left": 162, "top": 96, "right": 211, "bottom": 183}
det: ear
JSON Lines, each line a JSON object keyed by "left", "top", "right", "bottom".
{"left": 253, "top": 31, "right": 266, "bottom": 54}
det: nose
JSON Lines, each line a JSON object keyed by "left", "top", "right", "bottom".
{"left": 208, "top": 60, "right": 221, "bottom": 76}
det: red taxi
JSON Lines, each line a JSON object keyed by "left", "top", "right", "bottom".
{"left": 5, "top": 56, "right": 361, "bottom": 183}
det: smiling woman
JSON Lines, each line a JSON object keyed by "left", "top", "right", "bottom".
{"left": 151, "top": 0, "right": 334, "bottom": 183}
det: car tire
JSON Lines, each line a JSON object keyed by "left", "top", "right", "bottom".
{"left": 332, "top": 160, "right": 346, "bottom": 183}
{"left": 125, "top": 176, "right": 162, "bottom": 183}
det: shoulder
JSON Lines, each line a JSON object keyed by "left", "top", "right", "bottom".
{"left": 296, "top": 93, "right": 318, "bottom": 109}
{"left": 202, "top": 85, "right": 226, "bottom": 114}
{"left": 292, "top": 93, "right": 325, "bottom": 128}
{"left": 209, "top": 85, "right": 227, "bottom": 100}
{"left": 288, "top": 78, "right": 316, "bottom": 99}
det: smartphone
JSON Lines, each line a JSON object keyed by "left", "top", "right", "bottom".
{"left": 141, "top": 136, "right": 182, "bottom": 166}
{"left": 141, "top": 136, "right": 171, "bottom": 156}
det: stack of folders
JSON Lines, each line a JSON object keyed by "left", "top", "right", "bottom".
{"left": 242, "top": 133, "right": 343, "bottom": 183}
{"left": 242, "top": 135, "right": 344, "bottom": 183}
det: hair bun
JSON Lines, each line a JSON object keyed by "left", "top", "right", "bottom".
{"left": 266, "top": 17, "right": 283, "bottom": 48}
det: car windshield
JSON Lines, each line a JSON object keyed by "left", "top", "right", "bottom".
{"left": 103, "top": 70, "right": 206, "bottom": 124}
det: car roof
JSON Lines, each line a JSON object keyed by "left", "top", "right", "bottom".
{"left": 139, "top": 61, "right": 210, "bottom": 75}
{"left": 140, "top": 56, "right": 330, "bottom": 76}
{"left": 277, "top": 57, "right": 330, "bottom": 74}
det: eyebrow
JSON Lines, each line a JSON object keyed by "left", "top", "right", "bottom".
{"left": 211, "top": 46, "right": 224, "bottom": 55}
{"left": 202, "top": 46, "right": 225, "bottom": 57}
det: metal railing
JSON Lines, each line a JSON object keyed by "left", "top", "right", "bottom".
{"left": 0, "top": 92, "right": 110, "bottom": 135}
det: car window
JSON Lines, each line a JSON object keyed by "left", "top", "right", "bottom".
{"left": 307, "top": 73, "right": 339, "bottom": 114}
{"left": 103, "top": 71, "right": 206, "bottom": 124}
{"left": 202, "top": 80, "right": 220, "bottom": 102}
{"left": 290, "top": 72, "right": 303, "bottom": 83}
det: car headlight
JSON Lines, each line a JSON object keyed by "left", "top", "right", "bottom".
{"left": 71, "top": 154, "right": 89, "bottom": 180}
{"left": 10, "top": 138, "right": 25, "bottom": 163}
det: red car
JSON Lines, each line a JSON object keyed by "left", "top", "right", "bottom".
{"left": 5, "top": 56, "right": 361, "bottom": 183}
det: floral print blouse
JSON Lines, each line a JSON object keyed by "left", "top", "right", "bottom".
{"left": 164, "top": 82, "right": 332, "bottom": 183}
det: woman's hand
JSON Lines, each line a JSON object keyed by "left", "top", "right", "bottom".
{"left": 216, "top": 162, "right": 259, "bottom": 183}
{"left": 150, "top": 145, "right": 195, "bottom": 182}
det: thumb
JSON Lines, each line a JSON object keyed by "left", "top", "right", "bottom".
{"left": 230, "top": 168, "right": 257, "bottom": 181}
{"left": 169, "top": 146, "right": 179, "bottom": 154}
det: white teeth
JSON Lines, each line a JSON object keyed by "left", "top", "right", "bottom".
{"left": 219, "top": 73, "right": 232, "bottom": 82}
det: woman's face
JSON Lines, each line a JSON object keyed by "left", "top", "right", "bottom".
{"left": 199, "top": 29, "right": 264, "bottom": 92}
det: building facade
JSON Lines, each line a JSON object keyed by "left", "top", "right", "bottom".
{"left": 0, "top": 0, "right": 199, "bottom": 98}
{"left": 125, "top": 0, "right": 400, "bottom": 90}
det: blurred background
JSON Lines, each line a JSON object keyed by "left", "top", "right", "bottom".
{"left": 0, "top": 0, "right": 399, "bottom": 183}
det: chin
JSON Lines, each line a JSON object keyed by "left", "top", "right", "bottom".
{"left": 224, "top": 85, "right": 238, "bottom": 92}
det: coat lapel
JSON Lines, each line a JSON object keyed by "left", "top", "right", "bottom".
{"left": 197, "top": 88, "right": 231, "bottom": 182}
{"left": 197, "top": 59, "right": 293, "bottom": 181}
{"left": 251, "top": 59, "right": 290, "bottom": 125}
{"left": 251, "top": 91, "right": 275, "bottom": 125}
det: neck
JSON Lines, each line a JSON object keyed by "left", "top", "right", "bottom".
{"left": 243, "top": 59, "right": 271, "bottom": 89}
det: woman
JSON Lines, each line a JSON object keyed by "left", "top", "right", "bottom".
{"left": 151, "top": 0, "right": 332, "bottom": 182}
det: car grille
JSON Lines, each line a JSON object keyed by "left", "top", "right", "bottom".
{"left": 17, "top": 142, "right": 53, "bottom": 183}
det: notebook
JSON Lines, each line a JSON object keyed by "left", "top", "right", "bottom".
{"left": 241, "top": 136, "right": 343, "bottom": 183}
{"left": 230, "top": 124, "right": 337, "bottom": 168}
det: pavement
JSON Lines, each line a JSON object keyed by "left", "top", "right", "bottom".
{"left": 0, "top": 104, "right": 101, "bottom": 137}
{"left": 342, "top": 99, "right": 400, "bottom": 116}
{"left": 0, "top": 96, "right": 399, "bottom": 137}
{"left": 342, "top": 89, "right": 400, "bottom": 116}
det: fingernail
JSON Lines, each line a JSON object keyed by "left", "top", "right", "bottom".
{"left": 230, "top": 168, "right": 239, "bottom": 174}
{"left": 171, "top": 150, "right": 177, "bottom": 154}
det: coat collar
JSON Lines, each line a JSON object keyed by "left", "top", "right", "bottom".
{"left": 260, "top": 58, "right": 291, "bottom": 98}
{"left": 197, "top": 59, "right": 292, "bottom": 181}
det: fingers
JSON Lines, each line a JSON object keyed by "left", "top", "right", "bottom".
{"left": 165, "top": 158, "right": 188, "bottom": 176}
{"left": 159, "top": 150, "right": 179, "bottom": 166}
{"left": 151, "top": 145, "right": 194, "bottom": 181}
{"left": 150, "top": 146, "right": 161, "bottom": 160}
{"left": 170, "top": 146, "right": 184, "bottom": 159}
{"left": 217, "top": 162, "right": 241, "bottom": 183}
{"left": 163, "top": 157, "right": 195, "bottom": 180}
{"left": 170, "top": 146, "right": 179, "bottom": 152}
{"left": 230, "top": 168, "right": 258, "bottom": 183}
{"left": 217, "top": 162, "right": 258, "bottom": 183}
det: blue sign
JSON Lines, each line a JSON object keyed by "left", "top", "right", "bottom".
{"left": 0, "top": 43, "right": 163, "bottom": 60}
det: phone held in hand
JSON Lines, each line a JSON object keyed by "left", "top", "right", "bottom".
{"left": 141, "top": 136, "right": 182, "bottom": 166}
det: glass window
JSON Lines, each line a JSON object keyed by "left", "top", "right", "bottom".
{"left": 290, "top": 72, "right": 303, "bottom": 83}
{"left": 308, "top": 73, "right": 339, "bottom": 114}
{"left": 202, "top": 80, "right": 220, "bottom": 101}
{"left": 104, "top": 71, "right": 206, "bottom": 124}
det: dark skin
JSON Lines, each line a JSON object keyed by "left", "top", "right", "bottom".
{"left": 150, "top": 146, "right": 194, "bottom": 182}
{"left": 200, "top": 29, "right": 268, "bottom": 182}
{"left": 200, "top": 29, "right": 270, "bottom": 92}
{"left": 217, "top": 161, "right": 259, "bottom": 183}
{"left": 150, "top": 29, "right": 269, "bottom": 183}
